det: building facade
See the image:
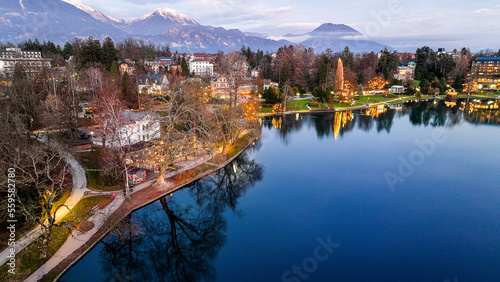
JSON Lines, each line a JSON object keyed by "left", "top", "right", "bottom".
{"left": 211, "top": 75, "right": 230, "bottom": 99}
{"left": 189, "top": 59, "right": 213, "bottom": 76}
{"left": 394, "top": 62, "right": 416, "bottom": 81}
{"left": 0, "top": 48, "right": 51, "bottom": 78}
{"left": 137, "top": 73, "right": 170, "bottom": 95}
{"left": 471, "top": 57, "right": 500, "bottom": 91}
{"left": 92, "top": 111, "right": 160, "bottom": 148}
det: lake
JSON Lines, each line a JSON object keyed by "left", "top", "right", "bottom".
{"left": 61, "top": 99, "right": 500, "bottom": 282}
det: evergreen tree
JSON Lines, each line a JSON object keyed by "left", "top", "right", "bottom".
{"left": 377, "top": 48, "right": 400, "bottom": 81}
{"left": 312, "top": 87, "right": 327, "bottom": 102}
{"left": 262, "top": 87, "right": 280, "bottom": 104}
{"left": 181, "top": 57, "right": 189, "bottom": 76}
{"left": 101, "top": 37, "right": 118, "bottom": 71}
{"left": 341, "top": 46, "right": 354, "bottom": 71}
{"left": 62, "top": 42, "right": 73, "bottom": 60}
{"left": 110, "top": 61, "right": 119, "bottom": 81}
{"left": 452, "top": 75, "right": 463, "bottom": 90}
{"left": 146, "top": 48, "right": 156, "bottom": 61}
{"left": 415, "top": 46, "right": 437, "bottom": 81}
{"left": 122, "top": 72, "right": 137, "bottom": 107}
{"left": 317, "top": 55, "right": 334, "bottom": 89}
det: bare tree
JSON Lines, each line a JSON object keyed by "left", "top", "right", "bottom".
{"left": 93, "top": 87, "right": 135, "bottom": 199}
{"left": 84, "top": 67, "right": 104, "bottom": 101}
{"left": 212, "top": 105, "right": 245, "bottom": 156}
{"left": 218, "top": 52, "right": 248, "bottom": 107}
{"left": 136, "top": 81, "right": 216, "bottom": 189}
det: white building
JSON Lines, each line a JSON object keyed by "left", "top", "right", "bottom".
{"left": 92, "top": 111, "right": 160, "bottom": 148}
{"left": 390, "top": 85, "right": 405, "bottom": 94}
{"left": 189, "top": 59, "right": 213, "bottom": 76}
{"left": 0, "top": 48, "right": 51, "bottom": 78}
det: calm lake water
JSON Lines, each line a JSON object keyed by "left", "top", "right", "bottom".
{"left": 61, "top": 100, "right": 500, "bottom": 282}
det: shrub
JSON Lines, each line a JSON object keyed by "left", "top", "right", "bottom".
{"left": 308, "top": 101, "right": 320, "bottom": 107}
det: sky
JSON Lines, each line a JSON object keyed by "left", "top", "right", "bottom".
{"left": 81, "top": 0, "right": 500, "bottom": 52}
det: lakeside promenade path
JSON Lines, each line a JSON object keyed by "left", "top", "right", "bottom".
{"left": 25, "top": 155, "right": 211, "bottom": 282}
{"left": 0, "top": 136, "right": 91, "bottom": 267}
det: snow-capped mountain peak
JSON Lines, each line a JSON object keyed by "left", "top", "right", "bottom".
{"left": 61, "top": 0, "right": 94, "bottom": 13}
{"left": 137, "top": 7, "right": 197, "bottom": 24}
{"left": 61, "top": 0, "right": 124, "bottom": 24}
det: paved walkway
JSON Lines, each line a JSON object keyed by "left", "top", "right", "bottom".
{"left": 25, "top": 155, "right": 212, "bottom": 282}
{"left": 0, "top": 136, "right": 91, "bottom": 267}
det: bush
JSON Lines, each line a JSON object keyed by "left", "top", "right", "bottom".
{"left": 308, "top": 101, "right": 320, "bottom": 107}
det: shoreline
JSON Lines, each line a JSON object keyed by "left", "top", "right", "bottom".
{"left": 48, "top": 135, "right": 258, "bottom": 281}
{"left": 257, "top": 94, "right": 499, "bottom": 118}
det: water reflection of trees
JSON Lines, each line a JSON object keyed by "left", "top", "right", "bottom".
{"left": 98, "top": 151, "right": 264, "bottom": 282}
{"left": 263, "top": 114, "right": 304, "bottom": 145}
{"left": 262, "top": 100, "right": 499, "bottom": 143}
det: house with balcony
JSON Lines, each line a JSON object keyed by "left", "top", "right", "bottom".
{"left": 211, "top": 75, "right": 230, "bottom": 99}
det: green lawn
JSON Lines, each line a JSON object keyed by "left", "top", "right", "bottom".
{"left": 260, "top": 105, "right": 274, "bottom": 114}
{"left": 287, "top": 99, "right": 312, "bottom": 111}
{"left": 74, "top": 149, "right": 122, "bottom": 191}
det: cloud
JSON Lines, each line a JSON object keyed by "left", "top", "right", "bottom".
{"left": 474, "top": 8, "right": 492, "bottom": 14}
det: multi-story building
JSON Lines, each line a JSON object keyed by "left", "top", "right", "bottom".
{"left": 211, "top": 75, "right": 230, "bottom": 99}
{"left": 0, "top": 48, "right": 51, "bottom": 78}
{"left": 470, "top": 57, "right": 500, "bottom": 91}
{"left": 394, "top": 62, "right": 416, "bottom": 81}
{"left": 189, "top": 59, "right": 213, "bottom": 77}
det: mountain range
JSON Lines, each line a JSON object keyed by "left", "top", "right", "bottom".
{"left": 0, "top": 0, "right": 390, "bottom": 53}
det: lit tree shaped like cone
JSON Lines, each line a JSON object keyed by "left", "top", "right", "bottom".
{"left": 336, "top": 58, "right": 348, "bottom": 101}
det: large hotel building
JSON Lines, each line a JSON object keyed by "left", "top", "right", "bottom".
{"left": 471, "top": 57, "right": 500, "bottom": 91}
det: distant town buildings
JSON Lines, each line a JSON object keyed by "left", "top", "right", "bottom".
{"left": 0, "top": 48, "right": 51, "bottom": 78}
{"left": 471, "top": 57, "right": 500, "bottom": 91}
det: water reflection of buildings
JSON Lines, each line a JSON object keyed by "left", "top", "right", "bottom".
{"left": 461, "top": 100, "right": 500, "bottom": 125}
{"left": 333, "top": 111, "right": 353, "bottom": 140}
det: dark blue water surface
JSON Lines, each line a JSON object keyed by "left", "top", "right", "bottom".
{"left": 61, "top": 100, "right": 500, "bottom": 282}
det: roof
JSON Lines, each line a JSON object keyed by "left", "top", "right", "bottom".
{"left": 475, "top": 57, "right": 500, "bottom": 62}
{"left": 190, "top": 59, "right": 211, "bottom": 63}
{"left": 137, "top": 74, "right": 167, "bottom": 85}
{"left": 157, "top": 57, "right": 173, "bottom": 61}
{"left": 121, "top": 111, "right": 151, "bottom": 122}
